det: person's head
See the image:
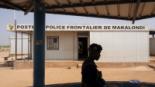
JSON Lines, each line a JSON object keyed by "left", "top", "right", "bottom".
{"left": 88, "top": 43, "right": 102, "bottom": 60}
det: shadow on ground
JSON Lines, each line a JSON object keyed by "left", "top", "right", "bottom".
{"left": 45, "top": 81, "right": 155, "bottom": 87}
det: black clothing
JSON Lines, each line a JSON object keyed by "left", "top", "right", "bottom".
{"left": 81, "top": 59, "right": 105, "bottom": 87}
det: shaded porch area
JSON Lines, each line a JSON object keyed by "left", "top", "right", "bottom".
{"left": 45, "top": 82, "right": 155, "bottom": 87}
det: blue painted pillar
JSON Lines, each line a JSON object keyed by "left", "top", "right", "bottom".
{"left": 33, "top": 0, "right": 45, "bottom": 87}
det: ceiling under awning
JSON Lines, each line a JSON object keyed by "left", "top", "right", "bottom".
{"left": 0, "top": 0, "right": 155, "bottom": 23}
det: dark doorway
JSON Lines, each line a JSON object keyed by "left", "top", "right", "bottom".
{"left": 78, "top": 37, "right": 88, "bottom": 60}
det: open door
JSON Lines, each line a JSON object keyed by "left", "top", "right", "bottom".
{"left": 78, "top": 37, "right": 88, "bottom": 60}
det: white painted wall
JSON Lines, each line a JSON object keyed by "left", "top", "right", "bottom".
{"left": 10, "top": 33, "right": 29, "bottom": 54}
{"left": 45, "top": 31, "right": 77, "bottom": 60}
{"left": 90, "top": 31, "right": 149, "bottom": 62}
{"left": 150, "top": 38, "right": 155, "bottom": 56}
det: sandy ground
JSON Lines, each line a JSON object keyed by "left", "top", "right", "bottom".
{"left": 0, "top": 66, "right": 155, "bottom": 87}
{"left": 0, "top": 49, "right": 155, "bottom": 87}
{"left": 0, "top": 48, "right": 9, "bottom": 63}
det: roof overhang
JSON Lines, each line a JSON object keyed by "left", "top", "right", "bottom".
{"left": 0, "top": 0, "right": 155, "bottom": 23}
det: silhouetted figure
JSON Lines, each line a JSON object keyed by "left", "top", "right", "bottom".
{"left": 81, "top": 43, "right": 106, "bottom": 87}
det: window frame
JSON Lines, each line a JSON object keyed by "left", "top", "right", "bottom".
{"left": 47, "top": 36, "right": 59, "bottom": 50}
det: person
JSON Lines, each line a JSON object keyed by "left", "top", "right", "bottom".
{"left": 81, "top": 43, "right": 106, "bottom": 87}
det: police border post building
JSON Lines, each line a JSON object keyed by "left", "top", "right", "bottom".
{"left": 7, "top": 24, "right": 149, "bottom": 62}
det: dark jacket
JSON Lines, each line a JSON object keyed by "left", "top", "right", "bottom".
{"left": 81, "top": 59, "right": 105, "bottom": 87}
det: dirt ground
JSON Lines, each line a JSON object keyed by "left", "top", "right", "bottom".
{"left": 0, "top": 49, "right": 155, "bottom": 87}
{"left": 0, "top": 66, "right": 155, "bottom": 87}
{"left": 0, "top": 48, "right": 9, "bottom": 63}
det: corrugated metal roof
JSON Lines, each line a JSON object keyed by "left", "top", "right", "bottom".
{"left": 0, "top": 0, "right": 155, "bottom": 22}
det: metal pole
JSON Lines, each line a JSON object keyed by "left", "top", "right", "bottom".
{"left": 21, "top": 32, "right": 23, "bottom": 59}
{"left": 30, "top": 33, "right": 32, "bottom": 59}
{"left": 33, "top": 0, "right": 45, "bottom": 87}
{"left": 28, "top": 33, "right": 30, "bottom": 60}
{"left": 15, "top": 20, "right": 17, "bottom": 60}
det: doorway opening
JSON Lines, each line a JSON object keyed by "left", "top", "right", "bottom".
{"left": 78, "top": 37, "right": 88, "bottom": 60}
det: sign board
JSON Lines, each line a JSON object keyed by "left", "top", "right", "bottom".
{"left": 7, "top": 24, "right": 148, "bottom": 32}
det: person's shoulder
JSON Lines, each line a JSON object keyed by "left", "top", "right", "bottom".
{"left": 83, "top": 60, "right": 96, "bottom": 67}
{"left": 83, "top": 59, "right": 92, "bottom": 64}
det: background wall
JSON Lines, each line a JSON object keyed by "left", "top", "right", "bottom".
{"left": 45, "top": 31, "right": 77, "bottom": 60}
{"left": 10, "top": 33, "right": 29, "bottom": 54}
{"left": 90, "top": 31, "right": 149, "bottom": 62}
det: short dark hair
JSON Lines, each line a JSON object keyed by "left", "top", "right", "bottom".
{"left": 89, "top": 43, "right": 102, "bottom": 52}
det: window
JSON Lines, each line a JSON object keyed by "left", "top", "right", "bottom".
{"left": 47, "top": 36, "right": 59, "bottom": 50}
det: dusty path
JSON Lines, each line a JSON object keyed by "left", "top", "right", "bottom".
{"left": 0, "top": 66, "right": 155, "bottom": 87}
{"left": 0, "top": 49, "right": 9, "bottom": 63}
